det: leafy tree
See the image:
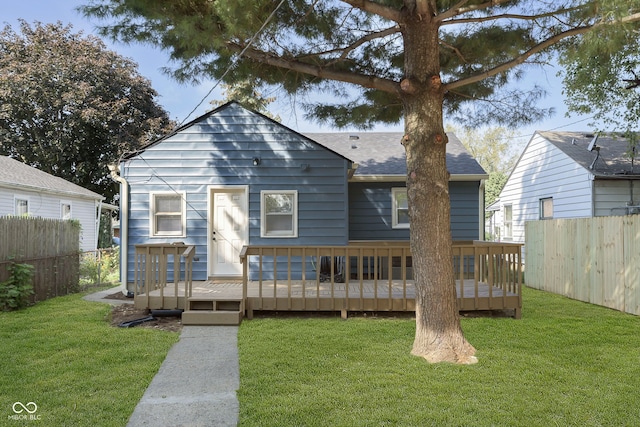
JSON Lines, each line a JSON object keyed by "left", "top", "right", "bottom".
{"left": 560, "top": 2, "right": 640, "bottom": 140}
{"left": 447, "top": 126, "right": 518, "bottom": 174}
{"left": 448, "top": 126, "right": 517, "bottom": 208}
{"left": 485, "top": 172, "right": 507, "bottom": 210}
{"left": 0, "top": 21, "right": 174, "bottom": 202}
{"left": 81, "top": 0, "right": 640, "bottom": 363}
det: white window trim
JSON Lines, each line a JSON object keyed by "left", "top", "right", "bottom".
{"left": 14, "top": 196, "right": 29, "bottom": 216}
{"left": 149, "top": 191, "right": 187, "bottom": 238}
{"left": 61, "top": 201, "right": 72, "bottom": 220}
{"left": 260, "top": 190, "right": 298, "bottom": 238}
{"left": 504, "top": 204, "right": 513, "bottom": 239}
{"left": 391, "top": 187, "right": 410, "bottom": 229}
{"left": 540, "top": 197, "right": 553, "bottom": 220}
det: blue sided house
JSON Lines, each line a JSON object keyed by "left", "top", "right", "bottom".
{"left": 113, "top": 101, "right": 488, "bottom": 292}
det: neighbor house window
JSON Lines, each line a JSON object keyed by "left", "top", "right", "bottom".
{"left": 391, "top": 188, "right": 410, "bottom": 229}
{"left": 261, "top": 191, "right": 298, "bottom": 238}
{"left": 540, "top": 197, "right": 553, "bottom": 220}
{"left": 504, "top": 204, "right": 513, "bottom": 239}
{"left": 150, "top": 192, "right": 185, "bottom": 237}
{"left": 15, "top": 197, "right": 28, "bottom": 216}
{"left": 61, "top": 202, "right": 72, "bottom": 220}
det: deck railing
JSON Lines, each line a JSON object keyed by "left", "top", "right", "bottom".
{"left": 133, "top": 243, "right": 195, "bottom": 309}
{"left": 240, "top": 240, "right": 523, "bottom": 318}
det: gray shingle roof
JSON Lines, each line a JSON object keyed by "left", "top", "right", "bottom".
{"left": 0, "top": 156, "right": 104, "bottom": 200}
{"left": 304, "top": 132, "right": 487, "bottom": 177}
{"left": 537, "top": 131, "right": 640, "bottom": 177}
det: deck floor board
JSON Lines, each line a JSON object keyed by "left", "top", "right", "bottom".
{"left": 138, "top": 279, "right": 518, "bottom": 300}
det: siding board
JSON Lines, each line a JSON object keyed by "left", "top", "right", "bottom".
{"left": 348, "top": 181, "right": 481, "bottom": 241}
{"left": 123, "top": 102, "right": 350, "bottom": 281}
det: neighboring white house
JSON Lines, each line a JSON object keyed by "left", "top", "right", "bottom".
{"left": 0, "top": 155, "right": 106, "bottom": 252}
{"left": 490, "top": 131, "right": 640, "bottom": 244}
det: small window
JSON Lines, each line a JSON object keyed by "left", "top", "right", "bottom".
{"left": 261, "top": 191, "right": 298, "bottom": 238}
{"left": 61, "top": 202, "right": 72, "bottom": 220}
{"left": 392, "top": 188, "right": 410, "bottom": 229}
{"left": 504, "top": 204, "right": 513, "bottom": 239}
{"left": 15, "top": 198, "right": 28, "bottom": 216}
{"left": 150, "top": 192, "right": 185, "bottom": 237}
{"left": 540, "top": 198, "right": 553, "bottom": 220}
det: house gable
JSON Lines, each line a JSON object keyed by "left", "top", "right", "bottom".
{"left": 496, "top": 132, "right": 593, "bottom": 243}
{"left": 122, "top": 102, "right": 353, "bottom": 280}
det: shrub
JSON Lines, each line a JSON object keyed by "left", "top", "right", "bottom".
{"left": 79, "top": 248, "right": 120, "bottom": 286}
{"left": 0, "top": 261, "right": 34, "bottom": 310}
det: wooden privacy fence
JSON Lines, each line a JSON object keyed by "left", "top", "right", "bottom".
{"left": 0, "top": 217, "right": 80, "bottom": 302}
{"left": 525, "top": 216, "right": 640, "bottom": 315}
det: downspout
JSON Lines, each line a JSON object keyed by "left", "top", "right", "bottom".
{"left": 479, "top": 179, "right": 486, "bottom": 241}
{"left": 590, "top": 174, "right": 596, "bottom": 217}
{"left": 96, "top": 200, "right": 103, "bottom": 251}
{"left": 108, "top": 164, "right": 128, "bottom": 295}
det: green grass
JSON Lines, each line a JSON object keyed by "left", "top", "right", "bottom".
{"left": 238, "top": 287, "right": 640, "bottom": 426}
{"left": 0, "top": 293, "right": 179, "bottom": 426}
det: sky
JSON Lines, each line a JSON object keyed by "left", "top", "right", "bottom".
{"left": 3, "top": 1, "right": 599, "bottom": 149}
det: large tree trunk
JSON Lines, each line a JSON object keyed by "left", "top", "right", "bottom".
{"left": 401, "top": 5, "right": 477, "bottom": 364}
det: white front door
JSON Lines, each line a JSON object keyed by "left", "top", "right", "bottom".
{"left": 210, "top": 188, "right": 247, "bottom": 277}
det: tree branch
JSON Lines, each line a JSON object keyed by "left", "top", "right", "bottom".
{"left": 435, "top": 0, "right": 513, "bottom": 22}
{"left": 445, "top": 12, "right": 640, "bottom": 91}
{"left": 230, "top": 43, "right": 401, "bottom": 94}
{"left": 340, "top": 0, "right": 404, "bottom": 23}
{"left": 439, "top": 39, "right": 467, "bottom": 64}
{"left": 297, "top": 26, "right": 401, "bottom": 65}
{"left": 441, "top": 10, "right": 580, "bottom": 26}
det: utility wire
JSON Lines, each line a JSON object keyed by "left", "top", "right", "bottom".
{"left": 121, "top": 0, "right": 290, "bottom": 227}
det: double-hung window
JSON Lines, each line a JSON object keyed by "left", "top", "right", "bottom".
{"left": 504, "top": 204, "right": 513, "bottom": 239}
{"left": 261, "top": 190, "right": 298, "bottom": 238}
{"left": 61, "top": 202, "right": 72, "bottom": 220}
{"left": 391, "top": 188, "right": 410, "bottom": 229}
{"left": 15, "top": 197, "right": 29, "bottom": 216}
{"left": 150, "top": 192, "right": 185, "bottom": 237}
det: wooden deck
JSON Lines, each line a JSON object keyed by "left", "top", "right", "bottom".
{"left": 135, "top": 278, "right": 521, "bottom": 318}
{"left": 132, "top": 241, "right": 523, "bottom": 324}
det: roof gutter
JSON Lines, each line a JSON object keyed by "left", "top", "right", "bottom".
{"left": 349, "top": 173, "right": 489, "bottom": 182}
{"left": 0, "top": 181, "right": 104, "bottom": 201}
{"left": 108, "top": 164, "right": 129, "bottom": 295}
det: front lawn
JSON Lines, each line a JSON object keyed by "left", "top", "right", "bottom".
{"left": 238, "top": 287, "right": 640, "bottom": 426}
{"left": 0, "top": 293, "right": 179, "bottom": 426}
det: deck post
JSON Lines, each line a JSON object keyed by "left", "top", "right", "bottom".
{"left": 240, "top": 246, "right": 248, "bottom": 316}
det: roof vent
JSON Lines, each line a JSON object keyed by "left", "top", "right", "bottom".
{"left": 349, "top": 135, "right": 359, "bottom": 140}
{"left": 571, "top": 138, "right": 576, "bottom": 145}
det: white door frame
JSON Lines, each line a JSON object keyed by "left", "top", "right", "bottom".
{"left": 207, "top": 185, "right": 249, "bottom": 278}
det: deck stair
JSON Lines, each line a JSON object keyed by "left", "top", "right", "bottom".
{"left": 181, "top": 297, "right": 244, "bottom": 325}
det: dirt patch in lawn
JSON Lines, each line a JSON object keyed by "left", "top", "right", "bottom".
{"left": 108, "top": 303, "right": 183, "bottom": 333}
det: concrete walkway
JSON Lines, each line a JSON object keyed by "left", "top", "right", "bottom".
{"left": 127, "top": 326, "right": 240, "bottom": 427}
{"left": 83, "top": 287, "right": 240, "bottom": 427}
